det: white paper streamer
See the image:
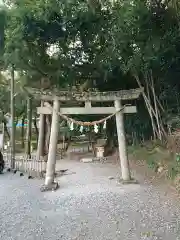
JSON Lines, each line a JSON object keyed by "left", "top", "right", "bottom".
{"left": 80, "top": 125, "right": 83, "bottom": 133}
{"left": 94, "top": 124, "right": 98, "bottom": 133}
{"left": 70, "top": 122, "right": 74, "bottom": 131}
{"left": 103, "top": 120, "right": 106, "bottom": 129}
{"left": 68, "top": 121, "right": 71, "bottom": 127}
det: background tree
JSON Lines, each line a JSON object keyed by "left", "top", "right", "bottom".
{"left": 2, "top": 0, "right": 180, "bottom": 150}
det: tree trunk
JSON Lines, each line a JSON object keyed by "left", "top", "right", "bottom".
{"left": 45, "top": 115, "right": 52, "bottom": 156}
{"left": 26, "top": 97, "right": 32, "bottom": 158}
{"left": 39, "top": 114, "right": 50, "bottom": 160}
{"left": 150, "top": 72, "right": 162, "bottom": 140}
{"left": 144, "top": 73, "right": 157, "bottom": 140}
{"left": 41, "top": 115, "right": 46, "bottom": 157}
{"left": 36, "top": 101, "right": 45, "bottom": 161}
{"left": 21, "top": 116, "right": 25, "bottom": 149}
{"left": 10, "top": 65, "right": 15, "bottom": 169}
{"left": 134, "top": 74, "right": 159, "bottom": 138}
{"left": 33, "top": 116, "right": 39, "bottom": 144}
{"left": 106, "top": 119, "right": 116, "bottom": 155}
{"left": 3, "top": 119, "right": 10, "bottom": 140}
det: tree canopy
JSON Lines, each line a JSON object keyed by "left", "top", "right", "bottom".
{"left": 1, "top": 0, "right": 180, "bottom": 141}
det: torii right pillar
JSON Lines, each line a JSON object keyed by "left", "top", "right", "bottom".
{"left": 114, "top": 100, "right": 137, "bottom": 184}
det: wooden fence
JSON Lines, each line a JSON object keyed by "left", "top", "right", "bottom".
{"left": 3, "top": 147, "right": 46, "bottom": 178}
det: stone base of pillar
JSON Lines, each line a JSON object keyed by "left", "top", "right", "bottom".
{"left": 40, "top": 182, "right": 59, "bottom": 192}
{"left": 117, "top": 178, "right": 139, "bottom": 185}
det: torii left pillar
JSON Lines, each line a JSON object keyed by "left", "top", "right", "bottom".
{"left": 40, "top": 99, "right": 60, "bottom": 192}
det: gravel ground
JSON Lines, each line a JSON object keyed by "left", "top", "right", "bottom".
{"left": 0, "top": 159, "right": 180, "bottom": 240}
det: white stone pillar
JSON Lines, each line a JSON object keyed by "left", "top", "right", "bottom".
{"left": 44, "top": 99, "right": 60, "bottom": 187}
{"left": 36, "top": 101, "right": 45, "bottom": 161}
{"left": 115, "top": 100, "right": 131, "bottom": 181}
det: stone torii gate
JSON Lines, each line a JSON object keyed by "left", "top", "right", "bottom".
{"left": 26, "top": 87, "right": 143, "bottom": 191}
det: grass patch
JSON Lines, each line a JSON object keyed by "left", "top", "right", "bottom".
{"left": 128, "top": 145, "right": 159, "bottom": 170}
{"left": 128, "top": 143, "right": 180, "bottom": 181}
{"left": 167, "top": 161, "right": 180, "bottom": 180}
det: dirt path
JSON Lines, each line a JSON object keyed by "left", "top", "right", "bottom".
{"left": 1, "top": 156, "right": 180, "bottom": 240}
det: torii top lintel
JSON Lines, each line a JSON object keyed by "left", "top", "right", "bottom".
{"left": 25, "top": 87, "right": 143, "bottom": 102}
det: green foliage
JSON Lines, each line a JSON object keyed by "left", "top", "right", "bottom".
{"left": 1, "top": 0, "right": 180, "bottom": 140}
{"left": 0, "top": 7, "right": 6, "bottom": 67}
{"left": 0, "top": 72, "right": 10, "bottom": 120}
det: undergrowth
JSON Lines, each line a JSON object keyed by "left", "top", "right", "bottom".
{"left": 128, "top": 142, "right": 180, "bottom": 182}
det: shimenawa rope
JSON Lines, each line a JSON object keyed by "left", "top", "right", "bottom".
{"left": 44, "top": 102, "right": 130, "bottom": 126}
